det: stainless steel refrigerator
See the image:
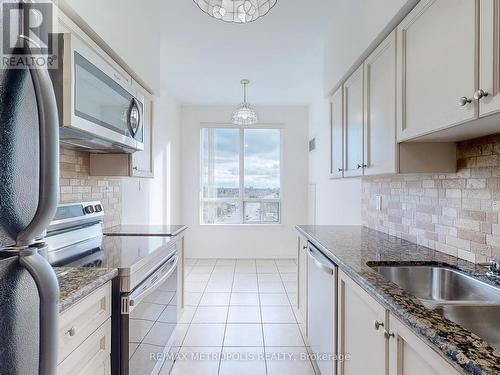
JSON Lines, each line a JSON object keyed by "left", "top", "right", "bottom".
{"left": 0, "top": 14, "right": 60, "bottom": 375}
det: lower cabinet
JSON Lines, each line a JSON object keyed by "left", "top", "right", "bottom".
{"left": 297, "top": 235, "right": 308, "bottom": 336}
{"left": 337, "top": 270, "right": 461, "bottom": 375}
{"left": 58, "top": 282, "right": 112, "bottom": 375}
{"left": 338, "top": 270, "right": 387, "bottom": 375}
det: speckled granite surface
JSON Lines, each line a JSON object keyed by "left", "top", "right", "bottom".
{"left": 55, "top": 267, "right": 117, "bottom": 313}
{"left": 103, "top": 224, "right": 187, "bottom": 237}
{"left": 297, "top": 225, "right": 500, "bottom": 375}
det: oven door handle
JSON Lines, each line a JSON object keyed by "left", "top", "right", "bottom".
{"left": 126, "top": 255, "right": 178, "bottom": 312}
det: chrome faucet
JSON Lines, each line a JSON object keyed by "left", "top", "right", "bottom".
{"left": 480, "top": 260, "right": 500, "bottom": 279}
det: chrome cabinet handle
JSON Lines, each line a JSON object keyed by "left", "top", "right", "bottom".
{"left": 357, "top": 164, "right": 367, "bottom": 169}
{"left": 374, "top": 320, "right": 384, "bottom": 330}
{"left": 67, "top": 326, "right": 77, "bottom": 337}
{"left": 384, "top": 331, "right": 395, "bottom": 339}
{"left": 474, "top": 89, "right": 489, "bottom": 100}
{"left": 337, "top": 168, "right": 343, "bottom": 172}
{"left": 458, "top": 97, "right": 472, "bottom": 106}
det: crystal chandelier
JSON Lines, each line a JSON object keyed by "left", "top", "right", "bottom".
{"left": 193, "top": 0, "right": 277, "bottom": 23}
{"left": 232, "top": 79, "right": 259, "bottom": 125}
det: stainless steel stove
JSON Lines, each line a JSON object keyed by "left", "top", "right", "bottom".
{"left": 46, "top": 202, "right": 180, "bottom": 375}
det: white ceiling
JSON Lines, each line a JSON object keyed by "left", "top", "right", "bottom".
{"left": 160, "top": 0, "right": 331, "bottom": 105}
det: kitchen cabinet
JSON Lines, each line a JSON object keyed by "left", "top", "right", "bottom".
{"left": 388, "top": 314, "right": 460, "bottom": 375}
{"left": 297, "top": 235, "right": 308, "bottom": 336}
{"left": 89, "top": 87, "right": 154, "bottom": 178}
{"left": 343, "top": 65, "right": 364, "bottom": 177}
{"left": 338, "top": 270, "right": 387, "bottom": 375}
{"left": 363, "top": 31, "right": 397, "bottom": 176}
{"left": 337, "top": 270, "right": 461, "bottom": 375}
{"left": 330, "top": 87, "right": 344, "bottom": 178}
{"left": 396, "top": 0, "right": 477, "bottom": 141}
{"left": 58, "top": 282, "right": 112, "bottom": 375}
{"left": 479, "top": 0, "right": 500, "bottom": 117}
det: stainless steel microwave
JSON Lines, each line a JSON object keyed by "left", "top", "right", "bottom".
{"left": 50, "top": 33, "right": 144, "bottom": 153}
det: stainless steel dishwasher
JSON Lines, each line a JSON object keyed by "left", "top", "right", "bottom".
{"left": 307, "top": 242, "right": 337, "bottom": 375}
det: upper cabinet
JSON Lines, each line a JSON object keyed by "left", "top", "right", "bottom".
{"left": 397, "top": 0, "right": 477, "bottom": 141}
{"left": 479, "top": 0, "right": 500, "bottom": 117}
{"left": 343, "top": 66, "right": 365, "bottom": 177}
{"left": 330, "top": 87, "right": 344, "bottom": 178}
{"left": 364, "top": 31, "right": 397, "bottom": 176}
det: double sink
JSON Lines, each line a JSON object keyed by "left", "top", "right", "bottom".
{"left": 370, "top": 264, "right": 500, "bottom": 348}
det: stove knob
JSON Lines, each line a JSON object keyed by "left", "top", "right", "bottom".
{"left": 84, "top": 205, "right": 95, "bottom": 214}
{"left": 94, "top": 204, "right": 103, "bottom": 213}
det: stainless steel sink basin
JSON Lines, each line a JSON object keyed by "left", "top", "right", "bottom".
{"left": 370, "top": 264, "right": 500, "bottom": 349}
{"left": 371, "top": 265, "right": 500, "bottom": 304}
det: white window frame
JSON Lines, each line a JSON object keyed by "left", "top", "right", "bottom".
{"left": 199, "top": 123, "right": 283, "bottom": 226}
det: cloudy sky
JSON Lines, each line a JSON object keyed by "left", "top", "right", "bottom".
{"left": 202, "top": 128, "right": 280, "bottom": 191}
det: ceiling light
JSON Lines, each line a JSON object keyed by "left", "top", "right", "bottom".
{"left": 193, "top": 0, "right": 277, "bottom": 24}
{"left": 232, "top": 79, "right": 259, "bottom": 125}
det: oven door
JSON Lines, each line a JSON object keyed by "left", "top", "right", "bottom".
{"left": 55, "top": 33, "right": 144, "bottom": 152}
{"left": 121, "top": 253, "right": 178, "bottom": 375}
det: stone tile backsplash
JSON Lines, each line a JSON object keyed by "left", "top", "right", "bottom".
{"left": 362, "top": 133, "right": 500, "bottom": 263}
{"left": 59, "top": 147, "right": 121, "bottom": 229}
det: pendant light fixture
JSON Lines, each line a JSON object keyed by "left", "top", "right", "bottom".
{"left": 193, "top": 0, "right": 277, "bottom": 24}
{"left": 232, "top": 79, "right": 259, "bottom": 125}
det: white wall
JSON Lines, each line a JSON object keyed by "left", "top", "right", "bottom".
{"left": 181, "top": 106, "right": 309, "bottom": 259}
{"left": 121, "top": 93, "right": 182, "bottom": 225}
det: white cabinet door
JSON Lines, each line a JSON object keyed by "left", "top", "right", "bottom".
{"left": 338, "top": 270, "right": 387, "bottom": 375}
{"left": 343, "top": 66, "right": 364, "bottom": 177}
{"left": 397, "top": 0, "right": 477, "bottom": 141}
{"left": 364, "top": 30, "right": 397, "bottom": 175}
{"left": 479, "top": 0, "right": 500, "bottom": 117}
{"left": 330, "top": 87, "right": 344, "bottom": 178}
{"left": 388, "top": 314, "right": 461, "bottom": 375}
{"left": 297, "top": 235, "right": 308, "bottom": 336}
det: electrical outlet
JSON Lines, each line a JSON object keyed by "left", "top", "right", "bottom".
{"left": 376, "top": 195, "right": 382, "bottom": 211}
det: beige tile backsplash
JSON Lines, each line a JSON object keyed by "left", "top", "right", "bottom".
{"left": 363, "top": 133, "right": 500, "bottom": 263}
{"left": 59, "top": 147, "right": 121, "bottom": 229}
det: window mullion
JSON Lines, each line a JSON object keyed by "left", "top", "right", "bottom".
{"left": 239, "top": 128, "right": 245, "bottom": 224}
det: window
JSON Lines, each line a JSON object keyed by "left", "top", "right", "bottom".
{"left": 201, "top": 127, "right": 281, "bottom": 224}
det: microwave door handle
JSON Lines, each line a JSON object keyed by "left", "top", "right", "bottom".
{"left": 16, "top": 35, "right": 60, "bottom": 246}
{"left": 127, "top": 255, "right": 178, "bottom": 310}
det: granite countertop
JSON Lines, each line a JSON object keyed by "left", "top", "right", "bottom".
{"left": 55, "top": 267, "right": 117, "bottom": 313}
{"left": 103, "top": 224, "right": 188, "bottom": 237}
{"left": 297, "top": 225, "right": 500, "bottom": 375}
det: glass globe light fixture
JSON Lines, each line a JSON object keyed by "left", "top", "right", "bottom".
{"left": 193, "top": 0, "right": 277, "bottom": 24}
{"left": 232, "top": 79, "right": 259, "bottom": 125}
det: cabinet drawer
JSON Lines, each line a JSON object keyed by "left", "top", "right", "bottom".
{"left": 58, "top": 319, "right": 111, "bottom": 375}
{"left": 59, "top": 283, "right": 111, "bottom": 363}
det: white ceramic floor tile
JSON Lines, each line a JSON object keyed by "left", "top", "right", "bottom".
{"left": 199, "top": 292, "right": 231, "bottom": 306}
{"left": 157, "top": 346, "right": 181, "bottom": 375}
{"left": 227, "top": 306, "right": 261, "bottom": 323}
{"left": 170, "top": 324, "right": 190, "bottom": 347}
{"left": 261, "top": 306, "right": 296, "bottom": 323}
{"left": 170, "top": 347, "right": 221, "bottom": 375}
{"left": 217, "top": 259, "right": 237, "bottom": 266}
{"left": 143, "top": 322, "right": 176, "bottom": 346}
{"left": 219, "top": 347, "right": 266, "bottom": 375}
{"left": 256, "top": 260, "right": 276, "bottom": 266}
{"left": 277, "top": 265, "right": 297, "bottom": 273}
{"left": 190, "top": 266, "right": 215, "bottom": 274}
{"left": 212, "top": 266, "right": 235, "bottom": 274}
{"left": 234, "top": 274, "right": 257, "bottom": 282}
{"left": 259, "top": 282, "right": 285, "bottom": 293}
{"left": 166, "top": 306, "right": 195, "bottom": 324}
{"left": 224, "top": 323, "right": 264, "bottom": 346}
{"left": 129, "top": 343, "right": 164, "bottom": 375}
{"left": 184, "top": 259, "right": 198, "bottom": 266}
{"left": 184, "top": 292, "right": 203, "bottom": 306}
{"left": 260, "top": 293, "right": 290, "bottom": 306}
{"left": 232, "top": 279, "right": 258, "bottom": 292}
{"left": 263, "top": 324, "right": 305, "bottom": 347}
{"left": 258, "top": 273, "right": 282, "bottom": 283}
{"left": 280, "top": 273, "right": 298, "bottom": 282}
{"left": 236, "top": 259, "right": 256, "bottom": 265}
{"left": 186, "top": 273, "right": 211, "bottom": 282}
{"left": 257, "top": 265, "right": 279, "bottom": 274}
{"left": 196, "top": 259, "right": 217, "bottom": 266}
{"left": 209, "top": 274, "right": 234, "bottom": 283}
{"left": 234, "top": 266, "right": 257, "bottom": 274}
{"left": 230, "top": 292, "right": 260, "bottom": 306}
{"left": 275, "top": 259, "right": 296, "bottom": 266}
{"left": 184, "top": 281, "right": 208, "bottom": 293}
{"left": 192, "top": 306, "right": 228, "bottom": 323}
{"left": 183, "top": 324, "right": 226, "bottom": 347}
{"left": 265, "top": 347, "right": 315, "bottom": 375}
{"left": 205, "top": 280, "right": 233, "bottom": 293}
{"left": 129, "top": 319, "right": 154, "bottom": 342}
